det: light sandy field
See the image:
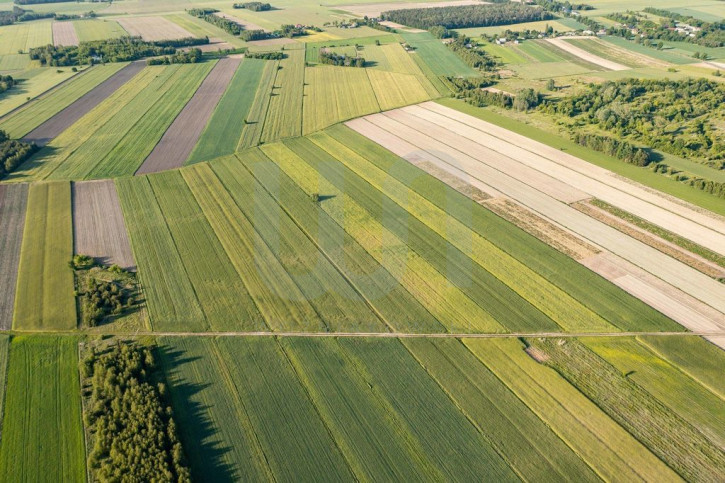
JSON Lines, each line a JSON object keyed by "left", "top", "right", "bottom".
{"left": 546, "top": 37, "right": 629, "bottom": 71}
{"left": 378, "top": 20, "right": 425, "bottom": 32}
{"left": 215, "top": 12, "right": 268, "bottom": 31}
{"left": 72, "top": 180, "right": 135, "bottom": 270}
{"left": 136, "top": 58, "right": 240, "bottom": 174}
{"left": 52, "top": 21, "right": 79, "bottom": 47}
{"left": 116, "top": 16, "right": 194, "bottom": 41}
{"left": 346, "top": 106, "right": 725, "bottom": 323}
{"left": 338, "top": 0, "right": 483, "bottom": 18}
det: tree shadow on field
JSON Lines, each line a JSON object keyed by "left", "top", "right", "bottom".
{"left": 156, "top": 345, "right": 238, "bottom": 483}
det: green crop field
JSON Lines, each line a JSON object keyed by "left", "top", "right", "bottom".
{"left": 401, "top": 32, "right": 478, "bottom": 76}
{"left": 0, "top": 67, "right": 81, "bottom": 118}
{"left": 599, "top": 36, "right": 695, "bottom": 64}
{"left": 0, "top": 336, "right": 85, "bottom": 482}
{"left": 305, "top": 34, "right": 399, "bottom": 63}
{"left": 13, "top": 181, "right": 75, "bottom": 330}
{"left": 73, "top": 19, "right": 128, "bottom": 41}
{"left": 0, "top": 63, "right": 126, "bottom": 138}
{"left": 564, "top": 38, "right": 645, "bottom": 68}
{"left": 238, "top": 60, "right": 278, "bottom": 149}
{"left": 187, "top": 59, "right": 265, "bottom": 164}
{"left": 260, "top": 49, "right": 305, "bottom": 143}
{"left": 0, "top": 21, "right": 52, "bottom": 56}
{"left": 516, "top": 40, "right": 568, "bottom": 63}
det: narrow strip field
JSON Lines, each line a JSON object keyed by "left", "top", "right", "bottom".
{"left": 0, "top": 336, "right": 85, "bottom": 482}
{"left": 261, "top": 49, "right": 305, "bottom": 143}
{"left": 238, "top": 60, "right": 278, "bottom": 149}
{"left": 187, "top": 59, "right": 265, "bottom": 164}
{"left": 20, "top": 61, "right": 145, "bottom": 146}
{"left": 116, "top": 16, "right": 194, "bottom": 41}
{"left": 0, "top": 63, "right": 127, "bottom": 139}
{"left": 0, "top": 184, "right": 28, "bottom": 329}
{"left": 546, "top": 38, "right": 629, "bottom": 71}
{"left": 72, "top": 180, "right": 135, "bottom": 270}
{"left": 137, "top": 58, "right": 239, "bottom": 174}
{"left": 13, "top": 181, "right": 75, "bottom": 330}
{"left": 52, "top": 21, "right": 78, "bottom": 47}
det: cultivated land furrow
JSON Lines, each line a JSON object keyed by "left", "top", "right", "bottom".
{"left": 419, "top": 101, "right": 725, "bottom": 237}
{"left": 52, "top": 21, "right": 78, "bottom": 47}
{"left": 136, "top": 58, "right": 240, "bottom": 175}
{"left": 346, "top": 109, "right": 725, "bottom": 325}
{"left": 0, "top": 184, "right": 28, "bottom": 330}
{"left": 22, "top": 61, "right": 146, "bottom": 146}
{"left": 72, "top": 180, "right": 135, "bottom": 270}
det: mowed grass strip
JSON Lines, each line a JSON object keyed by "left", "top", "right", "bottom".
{"left": 400, "top": 32, "right": 477, "bottom": 77}
{"left": 261, "top": 141, "right": 501, "bottom": 333}
{"left": 182, "top": 163, "right": 325, "bottom": 332}
{"left": 148, "top": 170, "right": 266, "bottom": 332}
{"left": 13, "top": 181, "right": 75, "bottom": 330}
{"left": 340, "top": 120, "right": 681, "bottom": 332}
{"left": 279, "top": 337, "right": 441, "bottom": 480}
{"left": 86, "top": 62, "right": 213, "bottom": 179}
{"left": 302, "top": 65, "right": 380, "bottom": 135}
{"left": 235, "top": 150, "right": 444, "bottom": 333}
{"left": 582, "top": 337, "right": 725, "bottom": 449}
{"left": 261, "top": 49, "right": 305, "bottom": 142}
{"left": 292, "top": 135, "right": 554, "bottom": 332}
{"left": 115, "top": 176, "right": 205, "bottom": 330}
{"left": 465, "top": 338, "right": 680, "bottom": 482}
{"left": 157, "top": 337, "right": 273, "bottom": 481}
{"left": 0, "top": 336, "right": 85, "bottom": 482}
{"left": 403, "top": 338, "right": 599, "bottom": 481}
{"left": 216, "top": 337, "right": 354, "bottom": 481}
{"left": 312, "top": 127, "right": 609, "bottom": 332}
{"left": 0, "top": 64, "right": 127, "bottom": 139}
{"left": 12, "top": 66, "right": 159, "bottom": 181}
{"left": 187, "top": 59, "right": 265, "bottom": 164}
{"left": 238, "top": 60, "right": 278, "bottom": 149}
{"left": 527, "top": 337, "right": 725, "bottom": 481}
{"left": 339, "top": 337, "right": 518, "bottom": 481}
{"left": 212, "top": 156, "right": 385, "bottom": 333}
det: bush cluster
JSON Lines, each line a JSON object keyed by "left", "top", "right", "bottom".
{"left": 81, "top": 343, "right": 191, "bottom": 482}
{"left": 81, "top": 278, "right": 134, "bottom": 326}
{"left": 446, "top": 36, "right": 499, "bottom": 71}
{"left": 233, "top": 2, "right": 271, "bottom": 11}
{"left": 381, "top": 3, "right": 552, "bottom": 30}
{"left": 188, "top": 8, "right": 243, "bottom": 35}
{"left": 572, "top": 132, "right": 651, "bottom": 166}
{"left": 0, "top": 74, "right": 15, "bottom": 94}
{"left": 319, "top": 51, "right": 365, "bottom": 67}
{"left": 0, "top": 130, "right": 38, "bottom": 178}
{"left": 245, "top": 51, "right": 284, "bottom": 60}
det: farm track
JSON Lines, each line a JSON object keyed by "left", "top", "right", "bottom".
{"left": 0, "top": 185, "right": 28, "bottom": 330}
{"left": 136, "top": 58, "right": 241, "bottom": 175}
{"left": 546, "top": 38, "right": 629, "bottom": 71}
{"left": 52, "top": 21, "right": 78, "bottom": 47}
{"left": 346, "top": 104, "right": 725, "bottom": 338}
{"left": 72, "top": 180, "right": 135, "bottom": 270}
{"left": 22, "top": 61, "right": 145, "bottom": 146}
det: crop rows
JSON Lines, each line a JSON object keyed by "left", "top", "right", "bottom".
{"left": 73, "top": 19, "right": 129, "bottom": 42}
{"left": 261, "top": 49, "right": 305, "bottom": 142}
{"left": 366, "top": 69, "right": 435, "bottom": 111}
{"left": 400, "top": 32, "right": 477, "bottom": 77}
{"left": 0, "top": 185, "right": 28, "bottom": 329}
{"left": 0, "top": 21, "right": 52, "bottom": 56}
{"left": 238, "top": 60, "right": 279, "bottom": 149}
{"left": 13, "top": 181, "right": 75, "bottom": 330}
{"left": 187, "top": 59, "right": 266, "bottom": 164}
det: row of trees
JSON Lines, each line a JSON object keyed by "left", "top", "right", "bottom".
{"left": 188, "top": 8, "right": 243, "bottom": 35}
{"left": 0, "top": 6, "right": 52, "bottom": 25}
{"left": 319, "top": 51, "right": 365, "bottom": 67}
{"left": 572, "top": 132, "right": 651, "bottom": 166}
{"left": 29, "top": 36, "right": 209, "bottom": 66}
{"left": 542, "top": 78, "right": 725, "bottom": 166}
{"left": 245, "top": 51, "right": 284, "bottom": 59}
{"left": 445, "top": 77, "right": 543, "bottom": 112}
{"left": 147, "top": 48, "right": 202, "bottom": 65}
{"left": 381, "top": 3, "right": 552, "bottom": 30}
{"left": 81, "top": 342, "right": 191, "bottom": 482}
{"left": 0, "top": 130, "right": 37, "bottom": 178}
{"left": 446, "top": 36, "right": 500, "bottom": 71}
{"left": 233, "top": 2, "right": 271, "bottom": 11}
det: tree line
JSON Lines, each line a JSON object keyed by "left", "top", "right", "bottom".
{"left": 188, "top": 8, "right": 244, "bottom": 35}
{"left": 381, "top": 3, "right": 552, "bottom": 30}
{"left": 147, "top": 48, "right": 202, "bottom": 65}
{"left": 572, "top": 132, "right": 651, "bottom": 166}
{"left": 233, "top": 2, "right": 272, "bottom": 11}
{"left": 29, "top": 36, "right": 209, "bottom": 66}
{"left": 0, "top": 129, "right": 38, "bottom": 179}
{"left": 245, "top": 51, "right": 284, "bottom": 59}
{"left": 81, "top": 342, "right": 191, "bottom": 482}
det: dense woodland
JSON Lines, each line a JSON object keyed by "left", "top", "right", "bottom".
{"left": 81, "top": 342, "right": 191, "bottom": 481}
{"left": 0, "top": 130, "right": 37, "bottom": 178}
{"left": 543, "top": 78, "right": 725, "bottom": 167}
{"left": 319, "top": 50, "right": 365, "bottom": 67}
{"left": 607, "top": 10, "right": 725, "bottom": 49}
{"left": 381, "top": 3, "right": 552, "bottom": 30}
{"left": 29, "top": 37, "right": 209, "bottom": 65}
{"left": 233, "top": 2, "right": 271, "bottom": 11}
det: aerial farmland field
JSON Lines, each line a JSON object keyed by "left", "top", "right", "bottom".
{"left": 0, "top": 0, "right": 723, "bottom": 479}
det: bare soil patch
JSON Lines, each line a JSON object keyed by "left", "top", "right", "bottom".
{"left": 546, "top": 38, "right": 629, "bottom": 71}
{"left": 52, "top": 21, "right": 79, "bottom": 47}
{"left": 116, "top": 16, "right": 193, "bottom": 41}
{"left": 23, "top": 61, "right": 146, "bottom": 146}
{"left": 73, "top": 180, "right": 136, "bottom": 270}
{"left": 339, "top": 0, "right": 483, "bottom": 18}
{"left": 136, "top": 57, "right": 241, "bottom": 175}
{"left": 0, "top": 184, "right": 29, "bottom": 329}
{"left": 485, "top": 198, "right": 600, "bottom": 260}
